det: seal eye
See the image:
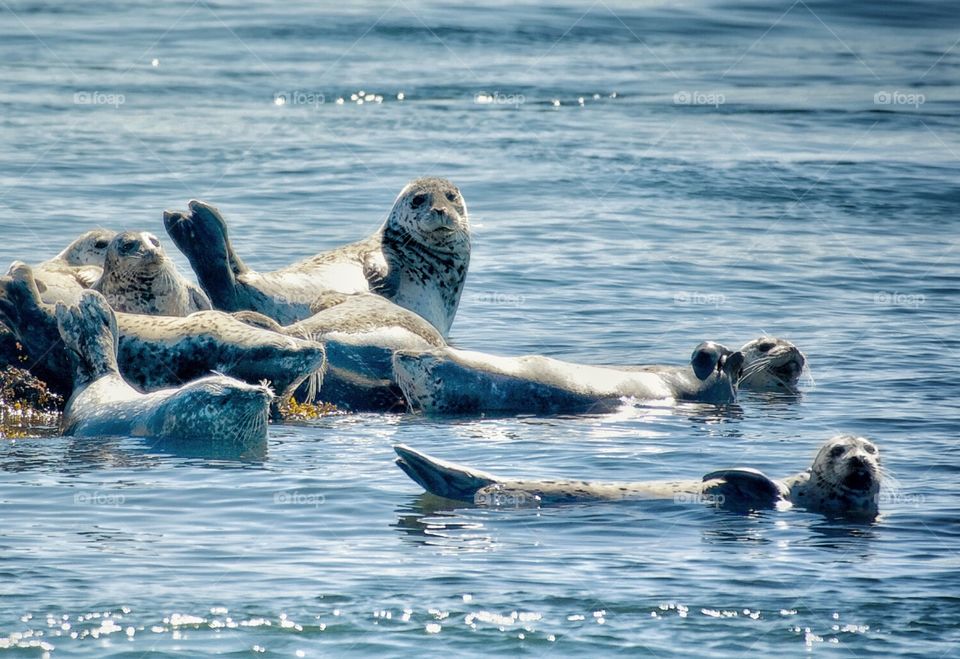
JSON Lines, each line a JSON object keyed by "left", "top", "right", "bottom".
{"left": 94, "top": 239, "right": 109, "bottom": 249}
{"left": 410, "top": 194, "right": 427, "bottom": 209}
{"left": 757, "top": 340, "right": 775, "bottom": 353}
{"left": 119, "top": 240, "right": 137, "bottom": 254}
{"left": 830, "top": 446, "right": 845, "bottom": 459}
{"left": 148, "top": 236, "right": 160, "bottom": 248}
{"left": 445, "top": 191, "right": 458, "bottom": 202}
{"left": 864, "top": 444, "right": 877, "bottom": 454}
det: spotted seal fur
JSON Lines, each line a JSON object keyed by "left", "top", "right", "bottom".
{"left": 92, "top": 231, "right": 211, "bottom": 315}
{"left": 234, "top": 292, "right": 446, "bottom": 411}
{"left": 0, "top": 264, "right": 325, "bottom": 411}
{"left": 392, "top": 342, "right": 744, "bottom": 415}
{"left": 57, "top": 291, "right": 273, "bottom": 444}
{"left": 162, "top": 178, "right": 470, "bottom": 336}
{"left": 394, "top": 434, "right": 882, "bottom": 520}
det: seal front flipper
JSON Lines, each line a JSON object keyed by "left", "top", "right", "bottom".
{"left": 394, "top": 444, "right": 497, "bottom": 502}
{"left": 700, "top": 467, "right": 786, "bottom": 510}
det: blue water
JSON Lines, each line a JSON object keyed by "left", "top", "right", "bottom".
{"left": 1, "top": 0, "right": 959, "bottom": 656}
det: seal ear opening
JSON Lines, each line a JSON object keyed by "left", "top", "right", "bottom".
{"left": 691, "top": 342, "right": 720, "bottom": 381}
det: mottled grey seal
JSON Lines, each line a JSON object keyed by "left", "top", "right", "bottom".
{"left": 0, "top": 264, "right": 326, "bottom": 412}
{"left": 162, "top": 177, "right": 470, "bottom": 336}
{"left": 57, "top": 291, "right": 273, "bottom": 444}
{"left": 392, "top": 342, "right": 744, "bottom": 415}
{"left": 234, "top": 292, "right": 446, "bottom": 412}
{"left": 394, "top": 434, "right": 882, "bottom": 520}
{"left": 6, "top": 229, "right": 116, "bottom": 306}
{"left": 736, "top": 337, "right": 806, "bottom": 392}
{"left": 92, "top": 231, "right": 211, "bottom": 315}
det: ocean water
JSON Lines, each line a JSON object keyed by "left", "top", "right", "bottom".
{"left": 1, "top": 0, "right": 959, "bottom": 656}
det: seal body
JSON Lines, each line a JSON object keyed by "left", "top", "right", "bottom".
{"left": 7, "top": 229, "right": 115, "bottom": 306}
{"left": 259, "top": 293, "right": 446, "bottom": 411}
{"left": 163, "top": 177, "right": 470, "bottom": 336}
{"left": 392, "top": 342, "right": 743, "bottom": 415}
{"left": 56, "top": 291, "right": 273, "bottom": 444}
{"left": 394, "top": 434, "right": 881, "bottom": 520}
{"left": 0, "top": 264, "right": 325, "bottom": 408}
{"left": 93, "top": 231, "right": 211, "bottom": 316}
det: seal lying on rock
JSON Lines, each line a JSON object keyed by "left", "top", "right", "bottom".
{"left": 162, "top": 177, "right": 470, "bottom": 336}
{"left": 234, "top": 292, "right": 446, "bottom": 412}
{"left": 92, "top": 231, "right": 211, "bottom": 315}
{"left": 15, "top": 228, "right": 117, "bottom": 305}
{"left": 57, "top": 291, "right": 273, "bottom": 444}
{"left": 394, "top": 434, "right": 882, "bottom": 520}
{"left": 0, "top": 264, "right": 326, "bottom": 413}
{"left": 392, "top": 342, "right": 745, "bottom": 415}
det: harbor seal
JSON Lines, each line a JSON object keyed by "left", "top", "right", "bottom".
{"left": 392, "top": 342, "right": 744, "bottom": 415}
{"left": 162, "top": 177, "right": 471, "bottom": 336}
{"left": 232, "top": 292, "right": 446, "bottom": 411}
{"left": 57, "top": 291, "right": 273, "bottom": 444}
{"left": 736, "top": 337, "right": 806, "bottom": 392}
{"left": 92, "top": 231, "right": 211, "bottom": 315}
{"left": 0, "top": 264, "right": 326, "bottom": 412}
{"left": 5, "top": 229, "right": 115, "bottom": 306}
{"left": 394, "top": 434, "right": 882, "bottom": 520}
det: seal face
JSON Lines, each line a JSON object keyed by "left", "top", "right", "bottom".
{"left": 162, "top": 177, "right": 470, "bottom": 336}
{"left": 393, "top": 435, "right": 883, "bottom": 520}
{"left": 782, "top": 435, "right": 881, "bottom": 520}
{"left": 738, "top": 337, "right": 806, "bottom": 392}
{"left": 392, "top": 342, "right": 742, "bottom": 415}
{"left": 56, "top": 291, "right": 272, "bottom": 444}
{"left": 93, "top": 231, "right": 211, "bottom": 316}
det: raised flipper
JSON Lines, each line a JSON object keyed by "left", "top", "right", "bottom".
{"left": 700, "top": 467, "right": 786, "bottom": 510}
{"left": 394, "top": 444, "right": 498, "bottom": 502}
{"left": 163, "top": 200, "right": 246, "bottom": 312}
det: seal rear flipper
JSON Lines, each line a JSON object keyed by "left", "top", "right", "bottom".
{"left": 394, "top": 444, "right": 498, "bottom": 502}
{"left": 163, "top": 202, "right": 244, "bottom": 311}
{"left": 701, "top": 467, "right": 786, "bottom": 510}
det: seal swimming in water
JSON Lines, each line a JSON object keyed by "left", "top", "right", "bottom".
{"left": 392, "top": 342, "right": 744, "bottom": 415}
{"left": 56, "top": 291, "right": 273, "bottom": 444}
{"left": 394, "top": 434, "right": 882, "bottom": 520}
{"left": 735, "top": 337, "right": 806, "bottom": 392}
{"left": 0, "top": 264, "right": 326, "bottom": 412}
{"left": 92, "top": 231, "right": 211, "bottom": 315}
{"left": 234, "top": 292, "right": 446, "bottom": 412}
{"left": 162, "top": 177, "right": 470, "bottom": 336}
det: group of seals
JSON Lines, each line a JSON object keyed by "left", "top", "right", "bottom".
{"left": 57, "top": 291, "right": 272, "bottom": 444}
{"left": 0, "top": 176, "right": 877, "bottom": 521}
{"left": 0, "top": 264, "right": 326, "bottom": 416}
{"left": 394, "top": 434, "right": 882, "bottom": 521}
